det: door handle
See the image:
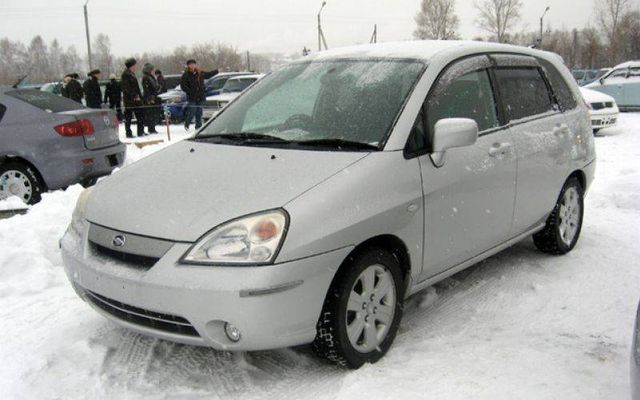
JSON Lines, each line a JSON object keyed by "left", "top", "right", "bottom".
{"left": 488, "top": 142, "right": 512, "bottom": 157}
{"left": 554, "top": 123, "right": 569, "bottom": 136}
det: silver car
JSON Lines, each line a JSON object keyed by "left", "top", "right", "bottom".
{"left": 61, "top": 41, "right": 596, "bottom": 368}
{"left": 0, "top": 88, "right": 125, "bottom": 204}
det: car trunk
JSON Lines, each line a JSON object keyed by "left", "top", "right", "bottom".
{"left": 58, "top": 109, "right": 120, "bottom": 150}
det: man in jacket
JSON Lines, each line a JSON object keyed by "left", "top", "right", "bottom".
{"left": 155, "top": 70, "right": 168, "bottom": 94}
{"left": 180, "top": 59, "right": 218, "bottom": 130}
{"left": 104, "top": 74, "right": 123, "bottom": 121}
{"left": 63, "top": 73, "right": 83, "bottom": 104}
{"left": 142, "top": 63, "right": 160, "bottom": 134}
{"left": 121, "top": 58, "right": 146, "bottom": 138}
{"left": 83, "top": 69, "right": 102, "bottom": 109}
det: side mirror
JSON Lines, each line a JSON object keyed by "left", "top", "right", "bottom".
{"left": 599, "top": 78, "right": 605, "bottom": 85}
{"left": 431, "top": 118, "right": 478, "bottom": 167}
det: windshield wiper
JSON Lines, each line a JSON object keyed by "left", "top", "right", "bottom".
{"left": 194, "top": 132, "right": 288, "bottom": 143}
{"left": 290, "top": 138, "right": 379, "bottom": 151}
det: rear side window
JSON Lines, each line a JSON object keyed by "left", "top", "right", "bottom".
{"left": 630, "top": 68, "right": 640, "bottom": 77}
{"left": 0, "top": 103, "right": 6, "bottom": 123}
{"left": 538, "top": 59, "right": 578, "bottom": 111}
{"left": 426, "top": 69, "right": 499, "bottom": 133}
{"left": 493, "top": 68, "right": 556, "bottom": 121}
{"left": 6, "top": 89, "right": 85, "bottom": 113}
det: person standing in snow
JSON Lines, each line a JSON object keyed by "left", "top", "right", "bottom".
{"left": 180, "top": 59, "right": 218, "bottom": 131}
{"left": 104, "top": 74, "right": 123, "bottom": 121}
{"left": 63, "top": 73, "right": 84, "bottom": 104}
{"left": 155, "top": 70, "right": 168, "bottom": 94}
{"left": 142, "top": 63, "right": 160, "bottom": 134}
{"left": 121, "top": 58, "right": 146, "bottom": 138}
{"left": 83, "top": 69, "right": 102, "bottom": 109}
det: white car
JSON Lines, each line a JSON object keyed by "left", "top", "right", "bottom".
{"left": 584, "top": 60, "right": 640, "bottom": 110}
{"left": 580, "top": 87, "right": 619, "bottom": 132}
{"left": 203, "top": 74, "right": 264, "bottom": 119}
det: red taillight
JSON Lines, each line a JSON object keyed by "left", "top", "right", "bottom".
{"left": 54, "top": 119, "right": 95, "bottom": 137}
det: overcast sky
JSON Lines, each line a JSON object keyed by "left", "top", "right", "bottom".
{"left": 1, "top": 0, "right": 639, "bottom": 57}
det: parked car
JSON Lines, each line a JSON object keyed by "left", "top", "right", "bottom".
{"left": 40, "top": 82, "right": 64, "bottom": 96}
{"left": 160, "top": 72, "right": 254, "bottom": 122}
{"left": 579, "top": 87, "right": 619, "bottom": 132}
{"left": 584, "top": 60, "right": 640, "bottom": 111}
{"left": 202, "top": 74, "right": 264, "bottom": 119}
{"left": 0, "top": 89, "right": 125, "bottom": 204}
{"left": 632, "top": 300, "right": 640, "bottom": 400}
{"left": 162, "top": 74, "right": 182, "bottom": 92}
{"left": 61, "top": 41, "right": 595, "bottom": 369}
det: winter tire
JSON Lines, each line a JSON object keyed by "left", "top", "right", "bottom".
{"left": 312, "top": 247, "right": 404, "bottom": 369}
{"left": 0, "top": 162, "right": 43, "bottom": 205}
{"left": 533, "top": 177, "right": 584, "bottom": 255}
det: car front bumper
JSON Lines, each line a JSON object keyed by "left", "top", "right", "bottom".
{"left": 589, "top": 108, "right": 619, "bottom": 130}
{"left": 42, "top": 142, "right": 126, "bottom": 189}
{"left": 60, "top": 225, "right": 350, "bottom": 351}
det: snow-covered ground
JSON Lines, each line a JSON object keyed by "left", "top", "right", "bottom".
{"left": 0, "top": 117, "right": 639, "bottom": 399}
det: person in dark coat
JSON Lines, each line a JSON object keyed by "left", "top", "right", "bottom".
{"left": 63, "top": 73, "right": 84, "bottom": 104}
{"left": 83, "top": 69, "right": 102, "bottom": 109}
{"left": 142, "top": 63, "right": 161, "bottom": 134}
{"left": 121, "top": 58, "right": 146, "bottom": 138}
{"left": 180, "top": 59, "right": 218, "bottom": 130}
{"left": 104, "top": 73, "right": 123, "bottom": 121}
{"left": 155, "top": 70, "right": 168, "bottom": 94}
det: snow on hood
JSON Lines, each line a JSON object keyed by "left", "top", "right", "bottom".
{"left": 580, "top": 87, "right": 616, "bottom": 104}
{"left": 85, "top": 140, "right": 367, "bottom": 242}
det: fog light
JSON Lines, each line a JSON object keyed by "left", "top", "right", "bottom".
{"left": 224, "top": 322, "right": 241, "bottom": 342}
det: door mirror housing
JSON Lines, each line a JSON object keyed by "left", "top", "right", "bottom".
{"left": 431, "top": 118, "right": 479, "bottom": 167}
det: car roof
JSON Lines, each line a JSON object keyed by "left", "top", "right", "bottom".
{"left": 226, "top": 74, "right": 265, "bottom": 81}
{"left": 304, "top": 40, "right": 551, "bottom": 63}
{"left": 612, "top": 60, "right": 640, "bottom": 69}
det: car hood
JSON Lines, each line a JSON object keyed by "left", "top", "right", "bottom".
{"left": 580, "top": 87, "right": 615, "bottom": 103}
{"left": 86, "top": 140, "right": 368, "bottom": 242}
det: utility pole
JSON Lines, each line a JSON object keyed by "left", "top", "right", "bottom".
{"left": 317, "top": 1, "right": 328, "bottom": 51}
{"left": 84, "top": 0, "right": 92, "bottom": 70}
{"left": 370, "top": 24, "right": 377, "bottom": 44}
{"left": 539, "top": 6, "right": 550, "bottom": 48}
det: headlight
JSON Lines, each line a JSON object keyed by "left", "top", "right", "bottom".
{"left": 181, "top": 209, "right": 289, "bottom": 266}
{"left": 70, "top": 187, "right": 93, "bottom": 236}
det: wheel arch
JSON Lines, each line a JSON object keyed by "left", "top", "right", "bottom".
{"left": 567, "top": 169, "right": 586, "bottom": 190}
{"left": 0, "top": 154, "right": 48, "bottom": 190}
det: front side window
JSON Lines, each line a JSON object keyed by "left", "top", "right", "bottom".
{"left": 609, "top": 68, "right": 629, "bottom": 79}
{"left": 493, "top": 68, "right": 556, "bottom": 121}
{"left": 198, "top": 60, "right": 425, "bottom": 148}
{"left": 223, "top": 78, "right": 257, "bottom": 93}
{"left": 629, "top": 67, "right": 640, "bottom": 78}
{"left": 538, "top": 58, "right": 577, "bottom": 111}
{"left": 210, "top": 77, "right": 229, "bottom": 90}
{"left": 426, "top": 69, "right": 499, "bottom": 135}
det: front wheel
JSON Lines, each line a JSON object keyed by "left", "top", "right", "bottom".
{"left": 312, "top": 247, "right": 404, "bottom": 368}
{"left": 533, "top": 177, "right": 584, "bottom": 255}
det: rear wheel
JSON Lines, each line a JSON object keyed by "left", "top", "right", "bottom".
{"left": 312, "top": 247, "right": 404, "bottom": 368}
{"left": 0, "top": 162, "right": 43, "bottom": 205}
{"left": 533, "top": 177, "right": 584, "bottom": 255}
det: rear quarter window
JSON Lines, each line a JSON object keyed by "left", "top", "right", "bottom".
{"left": 6, "top": 89, "right": 85, "bottom": 113}
{"left": 538, "top": 59, "right": 578, "bottom": 111}
{"left": 493, "top": 68, "right": 556, "bottom": 121}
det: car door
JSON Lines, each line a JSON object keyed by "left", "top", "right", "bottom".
{"left": 490, "top": 56, "right": 573, "bottom": 235}
{"left": 623, "top": 67, "right": 640, "bottom": 107}
{"left": 406, "top": 55, "right": 517, "bottom": 280}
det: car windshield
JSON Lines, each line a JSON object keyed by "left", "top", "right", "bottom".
{"left": 222, "top": 78, "right": 257, "bottom": 93}
{"left": 197, "top": 59, "right": 425, "bottom": 149}
{"left": 7, "top": 89, "right": 84, "bottom": 112}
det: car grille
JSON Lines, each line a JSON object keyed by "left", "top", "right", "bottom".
{"left": 91, "top": 242, "right": 159, "bottom": 268}
{"left": 591, "top": 101, "right": 614, "bottom": 110}
{"left": 85, "top": 290, "right": 199, "bottom": 337}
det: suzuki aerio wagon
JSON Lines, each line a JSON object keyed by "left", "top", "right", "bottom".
{"left": 62, "top": 41, "right": 595, "bottom": 368}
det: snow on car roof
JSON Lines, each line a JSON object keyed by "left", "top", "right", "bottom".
{"left": 612, "top": 60, "right": 640, "bottom": 69}
{"left": 226, "top": 74, "right": 265, "bottom": 81}
{"left": 305, "top": 40, "right": 549, "bottom": 62}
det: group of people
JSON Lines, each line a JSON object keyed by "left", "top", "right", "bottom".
{"left": 60, "top": 58, "right": 218, "bottom": 137}
{"left": 61, "top": 61, "right": 170, "bottom": 138}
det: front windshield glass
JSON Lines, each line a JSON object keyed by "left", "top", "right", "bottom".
{"left": 198, "top": 59, "right": 425, "bottom": 148}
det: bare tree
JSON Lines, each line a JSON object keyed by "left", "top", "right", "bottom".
{"left": 474, "top": 0, "right": 522, "bottom": 43}
{"left": 413, "top": 0, "right": 460, "bottom": 40}
{"left": 597, "top": 0, "right": 630, "bottom": 63}
{"left": 619, "top": 10, "right": 640, "bottom": 63}
{"left": 93, "top": 33, "right": 115, "bottom": 77}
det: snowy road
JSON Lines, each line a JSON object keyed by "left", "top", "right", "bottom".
{"left": 1, "top": 117, "right": 639, "bottom": 399}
